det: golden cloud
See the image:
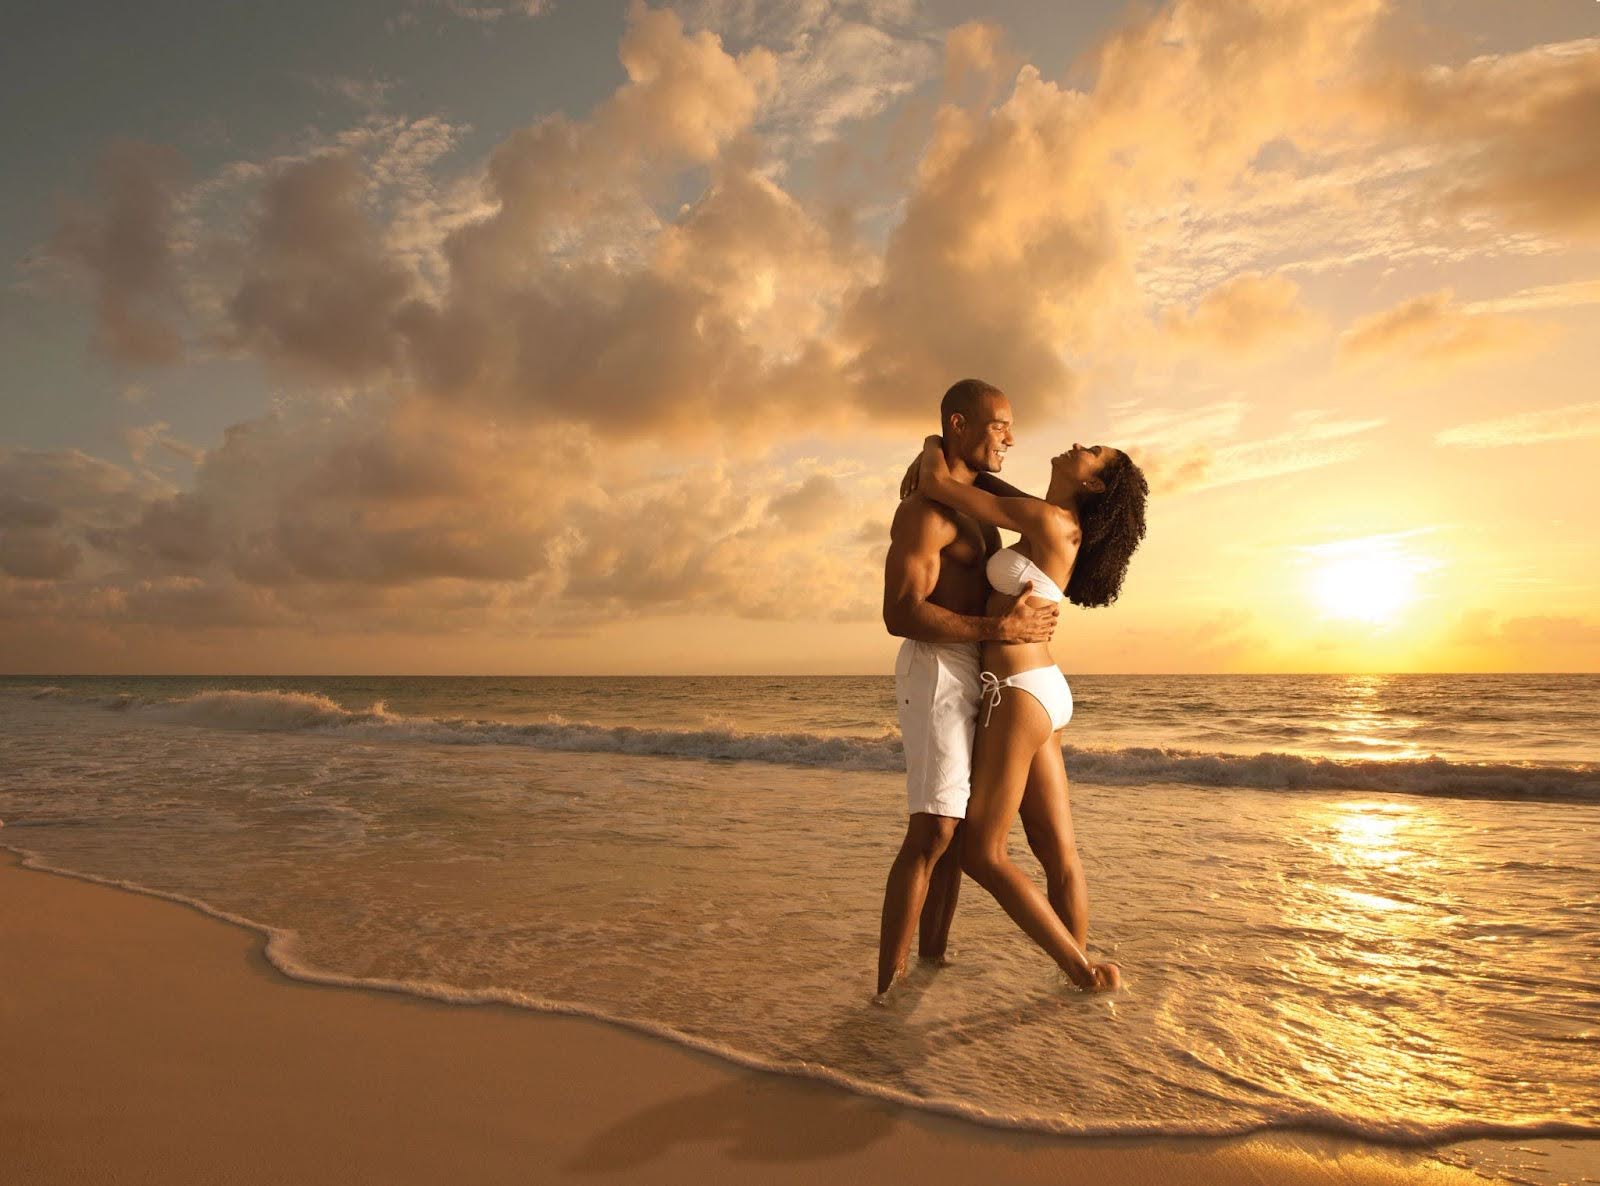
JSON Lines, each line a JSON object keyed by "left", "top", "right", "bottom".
{"left": 1435, "top": 400, "right": 1600, "bottom": 449}
{"left": 1363, "top": 38, "right": 1600, "bottom": 237}
{"left": 1338, "top": 288, "right": 1548, "bottom": 369}
{"left": 1160, "top": 271, "right": 1319, "bottom": 357}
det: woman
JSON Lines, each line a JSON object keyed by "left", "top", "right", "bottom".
{"left": 915, "top": 435, "right": 1147, "bottom": 992}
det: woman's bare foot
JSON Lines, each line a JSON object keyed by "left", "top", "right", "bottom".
{"left": 1066, "top": 960, "right": 1121, "bottom": 992}
{"left": 1086, "top": 962, "right": 1121, "bottom": 992}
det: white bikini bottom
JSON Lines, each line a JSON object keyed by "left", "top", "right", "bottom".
{"left": 979, "top": 665, "right": 1073, "bottom": 732}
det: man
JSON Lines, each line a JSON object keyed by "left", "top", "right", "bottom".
{"left": 875, "top": 378, "right": 1057, "bottom": 999}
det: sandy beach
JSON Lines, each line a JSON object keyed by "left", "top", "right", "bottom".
{"left": 2, "top": 849, "right": 1536, "bottom": 1186}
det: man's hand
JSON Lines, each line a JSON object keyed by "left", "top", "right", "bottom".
{"left": 995, "top": 582, "right": 1058, "bottom": 643}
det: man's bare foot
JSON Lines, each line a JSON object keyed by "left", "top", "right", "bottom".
{"left": 873, "top": 966, "right": 906, "bottom": 1005}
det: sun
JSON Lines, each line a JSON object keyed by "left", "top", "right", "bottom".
{"left": 1303, "top": 534, "right": 1432, "bottom": 626}
{"left": 1312, "top": 554, "right": 1416, "bottom": 623}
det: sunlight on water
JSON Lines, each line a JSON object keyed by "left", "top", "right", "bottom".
{"left": 1326, "top": 799, "right": 1416, "bottom": 867}
{"left": 1323, "top": 676, "right": 1429, "bottom": 761}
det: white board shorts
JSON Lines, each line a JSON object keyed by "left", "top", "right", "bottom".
{"left": 894, "top": 639, "right": 981, "bottom": 819}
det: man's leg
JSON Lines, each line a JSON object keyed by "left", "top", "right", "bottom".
{"left": 876, "top": 812, "right": 959, "bottom": 996}
{"left": 917, "top": 822, "right": 963, "bottom": 963}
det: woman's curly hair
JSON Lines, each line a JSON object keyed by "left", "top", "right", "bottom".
{"left": 1066, "top": 452, "right": 1148, "bottom": 608}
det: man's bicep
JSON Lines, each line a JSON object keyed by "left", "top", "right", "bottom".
{"left": 884, "top": 505, "right": 948, "bottom": 606}
{"left": 885, "top": 538, "right": 939, "bottom": 604}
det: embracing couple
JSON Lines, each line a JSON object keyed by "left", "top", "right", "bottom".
{"left": 876, "top": 378, "right": 1148, "bottom": 999}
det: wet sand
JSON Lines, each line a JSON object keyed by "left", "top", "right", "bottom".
{"left": 0, "top": 850, "right": 1551, "bottom": 1185}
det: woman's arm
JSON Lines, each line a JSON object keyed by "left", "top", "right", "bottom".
{"left": 903, "top": 456, "right": 1038, "bottom": 502}
{"left": 974, "top": 471, "right": 1039, "bottom": 500}
{"left": 916, "top": 437, "right": 1060, "bottom": 537}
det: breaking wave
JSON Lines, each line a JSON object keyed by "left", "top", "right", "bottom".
{"left": 15, "top": 686, "right": 1598, "bottom": 802}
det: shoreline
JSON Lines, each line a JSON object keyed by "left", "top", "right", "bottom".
{"left": 4, "top": 847, "right": 1583, "bottom": 1185}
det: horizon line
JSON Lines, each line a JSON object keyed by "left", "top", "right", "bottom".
{"left": 5, "top": 671, "right": 1597, "bottom": 679}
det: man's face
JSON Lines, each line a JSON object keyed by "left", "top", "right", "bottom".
{"left": 953, "top": 393, "right": 1014, "bottom": 473}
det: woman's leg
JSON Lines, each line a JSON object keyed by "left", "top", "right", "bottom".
{"left": 1019, "top": 735, "right": 1089, "bottom": 949}
{"left": 959, "top": 690, "right": 1101, "bottom": 988}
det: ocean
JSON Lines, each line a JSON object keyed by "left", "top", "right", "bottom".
{"left": 2, "top": 674, "right": 1597, "bottom": 1181}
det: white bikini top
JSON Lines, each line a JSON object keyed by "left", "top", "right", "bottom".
{"left": 986, "top": 546, "right": 1065, "bottom": 604}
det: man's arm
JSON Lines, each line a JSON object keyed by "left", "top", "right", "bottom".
{"left": 882, "top": 500, "right": 1056, "bottom": 644}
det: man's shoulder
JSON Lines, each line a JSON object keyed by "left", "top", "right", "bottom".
{"left": 891, "top": 493, "right": 962, "bottom": 537}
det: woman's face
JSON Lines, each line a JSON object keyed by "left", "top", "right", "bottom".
{"left": 1052, "top": 443, "right": 1121, "bottom": 490}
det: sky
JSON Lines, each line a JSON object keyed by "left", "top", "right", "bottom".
{"left": 2, "top": 0, "right": 1598, "bottom": 675}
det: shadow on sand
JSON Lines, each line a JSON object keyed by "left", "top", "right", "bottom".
{"left": 565, "top": 960, "right": 1087, "bottom": 1173}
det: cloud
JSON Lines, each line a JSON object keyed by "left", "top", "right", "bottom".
{"left": 1115, "top": 401, "right": 1384, "bottom": 494}
{"left": 1448, "top": 609, "right": 1600, "bottom": 669}
{"left": 166, "top": 113, "right": 477, "bottom": 352}
{"left": 1462, "top": 279, "right": 1600, "bottom": 316}
{"left": 47, "top": 139, "right": 190, "bottom": 366}
{"left": 390, "top": 0, "right": 553, "bottom": 31}
{"left": 384, "top": 5, "right": 873, "bottom": 438}
{"left": 1363, "top": 38, "right": 1600, "bottom": 238}
{"left": 1160, "top": 271, "right": 1318, "bottom": 357}
{"left": 0, "top": 529, "right": 82, "bottom": 580}
{"left": 0, "top": 449, "right": 169, "bottom": 583}
{"left": 43, "top": 1, "right": 1398, "bottom": 443}
{"left": 48, "top": 2, "right": 1596, "bottom": 456}
{"left": 0, "top": 448, "right": 162, "bottom": 526}
{"left": 1183, "top": 608, "right": 1264, "bottom": 660}
{"left": 768, "top": 473, "right": 845, "bottom": 530}
{"left": 1435, "top": 401, "right": 1600, "bottom": 449}
{"left": 841, "top": 64, "right": 1121, "bottom": 415}
{"left": 1338, "top": 288, "right": 1548, "bottom": 369}
{"left": 844, "top": 0, "right": 1385, "bottom": 417}
{"left": 407, "top": 157, "right": 855, "bottom": 437}
{"left": 311, "top": 75, "right": 397, "bottom": 111}
{"left": 942, "top": 21, "right": 1011, "bottom": 105}
{"left": 679, "top": 2, "right": 938, "bottom": 147}
{"left": 1129, "top": 34, "right": 1600, "bottom": 319}
{"left": 225, "top": 151, "right": 419, "bottom": 384}
{"left": 440, "top": 1, "right": 551, "bottom": 22}
{"left": 678, "top": 0, "right": 920, "bottom": 44}
{"left": 0, "top": 394, "right": 901, "bottom": 638}
{"left": 123, "top": 422, "right": 206, "bottom": 469}
{"left": 334, "top": 115, "right": 469, "bottom": 192}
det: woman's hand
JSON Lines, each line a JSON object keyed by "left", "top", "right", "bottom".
{"left": 916, "top": 434, "right": 949, "bottom": 492}
{"left": 901, "top": 435, "right": 948, "bottom": 499}
{"left": 899, "top": 454, "right": 921, "bottom": 500}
